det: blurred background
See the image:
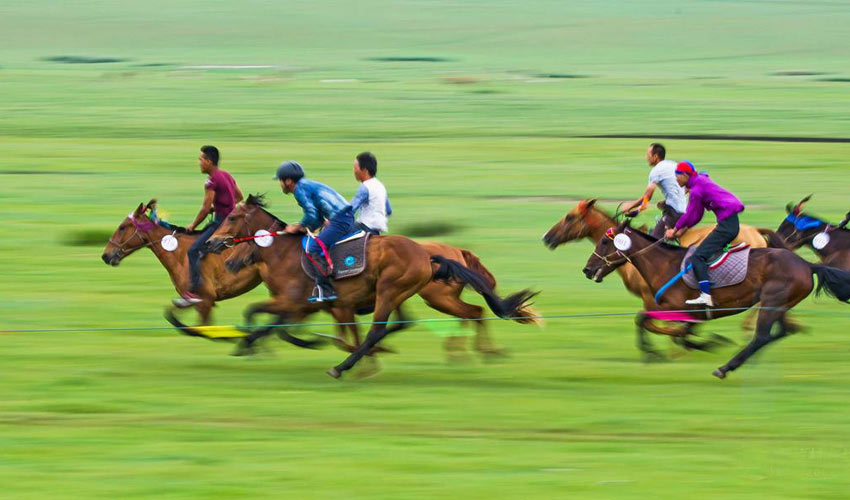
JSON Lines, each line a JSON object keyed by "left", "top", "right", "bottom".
{"left": 2, "top": 1, "right": 849, "bottom": 497}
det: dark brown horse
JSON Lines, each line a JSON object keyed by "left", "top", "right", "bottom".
{"left": 206, "top": 195, "right": 537, "bottom": 379}
{"left": 777, "top": 196, "right": 850, "bottom": 270}
{"left": 582, "top": 222, "right": 850, "bottom": 378}
{"left": 542, "top": 199, "right": 786, "bottom": 346}
{"left": 102, "top": 200, "right": 263, "bottom": 330}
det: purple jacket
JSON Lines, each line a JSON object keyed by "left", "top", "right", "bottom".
{"left": 675, "top": 173, "right": 744, "bottom": 230}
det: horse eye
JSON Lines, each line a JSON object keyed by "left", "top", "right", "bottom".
{"left": 119, "top": 224, "right": 127, "bottom": 230}
{"left": 228, "top": 216, "right": 236, "bottom": 222}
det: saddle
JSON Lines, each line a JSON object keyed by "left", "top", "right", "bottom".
{"left": 300, "top": 231, "right": 370, "bottom": 280}
{"left": 681, "top": 242, "right": 751, "bottom": 289}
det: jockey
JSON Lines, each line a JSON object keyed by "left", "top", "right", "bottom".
{"left": 623, "top": 143, "right": 687, "bottom": 238}
{"left": 174, "top": 145, "right": 243, "bottom": 307}
{"left": 350, "top": 152, "right": 392, "bottom": 235}
{"left": 665, "top": 161, "right": 745, "bottom": 307}
{"left": 275, "top": 160, "right": 355, "bottom": 303}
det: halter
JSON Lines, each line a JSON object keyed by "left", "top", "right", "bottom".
{"left": 593, "top": 227, "right": 666, "bottom": 267}
{"left": 220, "top": 208, "right": 283, "bottom": 248}
{"left": 108, "top": 213, "right": 157, "bottom": 256}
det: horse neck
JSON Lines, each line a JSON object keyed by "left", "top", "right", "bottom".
{"left": 625, "top": 234, "right": 686, "bottom": 293}
{"left": 812, "top": 227, "right": 850, "bottom": 259}
{"left": 140, "top": 224, "right": 186, "bottom": 284}
{"left": 584, "top": 209, "right": 617, "bottom": 242}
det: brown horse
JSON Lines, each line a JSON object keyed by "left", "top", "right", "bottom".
{"left": 777, "top": 196, "right": 850, "bottom": 270}
{"left": 101, "top": 200, "right": 263, "bottom": 329}
{"left": 225, "top": 228, "right": 536, "bottom": 359}
{"left": 206, "top": 195, "right": 537, "bottom": 379}
{"left": 582, "top": 222, "right": 850, "bottom": 378}
{"left": 542, "top": 199, "right": 790, "bottom": 342}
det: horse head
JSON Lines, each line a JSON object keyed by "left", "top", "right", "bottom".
{"left": 102, "top": 199, "right": 157, "bottom": 266}
{"left": 582, "top": 221, "right": 641, "bottom": 282}
{"left": 542, "top": 199, "right": 599, "bottom": 249}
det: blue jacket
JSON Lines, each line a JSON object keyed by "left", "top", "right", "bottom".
{"left": 293, "top": 179, "right": 349, "bottom": 230}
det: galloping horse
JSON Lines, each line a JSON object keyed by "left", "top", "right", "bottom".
{"left": 582, "top": 222, "right": 850, "bottom": 378}
{"left": 543, "top": 199, "right": 791, "bottom": 344}
{"left": 225, "top": 217, "right": 539, "bottom": 359}
{"left": 206, "top": 195, "right": 537, "bottom": 378}
{"left": 777, "top": 196, "right": 850, "bottom": 270}
{"left": 102, "top": 200, "right": 263, "bottom": 329}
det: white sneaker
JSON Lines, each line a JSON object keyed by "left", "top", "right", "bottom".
{"left": 172, "top": 293, "right": 203, "bottom": 307}
{"left": 685, "top": 293, "right": 714, "bottom": 307}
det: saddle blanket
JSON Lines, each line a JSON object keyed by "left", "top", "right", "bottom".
{"left": 681, "top": 242, "right": 750, "bottom": 289}
{"left": 301, "top": 231, "right": 370, "bottom": 280}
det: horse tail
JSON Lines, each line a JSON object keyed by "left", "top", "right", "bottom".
{"left": 809, "top": 264, "right": 850, "bottom": 302}
{"left": 459, "top": 249, "right": 497, "bottom": 289}
{"left": 431, "top": 256, "right": 538, "bottom": 323}
{"left": 758, "top": 228, "right": 790, "bottom": 249}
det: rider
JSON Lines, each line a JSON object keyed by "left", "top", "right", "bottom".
{"left": 350, "top": 151, "right": 392, "bottom": 235}
{"left": 275, "top": 160, "right": 355, "bottom": 303}
{"left": 664, "top": 161, "right": 745, "bottom": 307}
{"left": 622, "top": 143, "right": 687, "bottom": 238}
{"left": 174, "top": 145, "right": 243, "bottom": 307}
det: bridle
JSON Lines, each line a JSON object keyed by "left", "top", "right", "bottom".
{"left": 220, "top": 207, "right": 284, "bottom": 248}
{"left": 593, "top": 228, "right": 666, "bottom": 268}
{"left": 108, "top": 213, "right": 157, "bottom": 257}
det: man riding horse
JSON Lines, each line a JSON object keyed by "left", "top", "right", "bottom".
{"left": 664, "top": 161, "right": 745, "bottom": 307}
{"left": 275, "top": 160, "right": 356, "bottom": 303}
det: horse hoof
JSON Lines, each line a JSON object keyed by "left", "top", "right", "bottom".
{"left": 642, "top": 352, "right": 667, "bottom": 363}
{"left": 231, "top": 345, "right": 254, "bottom": 357}
{"left": 326, "top": 368, "right": 342, "bottom": 379}
{"left": 481, "top": 349, "right": 509, "bottom": 363}
{"left": 712, "top": 368, "right": 727, "bottom": 379}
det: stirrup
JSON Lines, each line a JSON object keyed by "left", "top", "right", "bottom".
{"left": 308, "top": 285, "right": 337, "bottom": 303}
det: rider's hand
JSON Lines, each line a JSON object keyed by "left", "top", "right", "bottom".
{"left": 284, "top": 224, "right": 301, "bottom": 234}
{"left": 664, "top": 228, "right": 677, "bottom": 240}
{"left": 186, "top": 224, "right": 196, "bottom": 232}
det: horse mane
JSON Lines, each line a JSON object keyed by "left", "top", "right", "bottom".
{"left": 623, "top": 223, "right": 686, "bottom": 252}
{"left": 245, "top": 193, "right": 287, "bottom": 228}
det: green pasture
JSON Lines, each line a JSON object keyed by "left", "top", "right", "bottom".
{"left": 2, "top": 1, "right": 850, "bottom": 498}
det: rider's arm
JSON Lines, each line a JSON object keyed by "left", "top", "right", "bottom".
{"left": 233, "top": 183, "right": 244, "bottom": 204}
{"left": 385, "top": 197, "right": 392, "bottom": 216}
{"left": 294, "top": 186, "right": 321, "bottom": 231}
{"left": 624, "top": 183, "right": 657, "bottom": 212}
{"left": 674, "top": 187, "right": 704, "bottom": 232}
{"left": 349, "top": 184, "right": 369, "bottom": 212}
{"left": 188, "top": 188, "right": 215, "bottom": 231}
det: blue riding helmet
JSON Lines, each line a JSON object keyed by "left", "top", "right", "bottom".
{"left": 274, "top": 161, "right": 305, "bottom": 181}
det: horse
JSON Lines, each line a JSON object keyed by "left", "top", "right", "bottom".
{"left": 206, "top": 195, "right": 537, "bottom": 379}
{"left": 102, "top": 200, "right": 263, "bottom": 330}
{"left": 542, "top": 199, "right": 793, "bottom": 345}
{"left": 777, "top": 196, "right": 850, "bottom": 270}
{"left": 582, "top": 221, "right": 850, "bottom": 378}
{"left": 225, "top": 226, "right": 539, "bottom": 360}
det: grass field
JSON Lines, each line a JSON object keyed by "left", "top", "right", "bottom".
{"left": 2, "top": 1, "right": 850, "bottom": 498}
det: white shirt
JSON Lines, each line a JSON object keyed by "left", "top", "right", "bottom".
{"left": 350, "top": 177, "right": 391, "bottom": 232}
{"left": 648, "top": 160, "right": 687, "bottom": 214}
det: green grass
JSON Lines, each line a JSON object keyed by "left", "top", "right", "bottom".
{"left": 2, "top": 1, "right": 850, "bottom": 498}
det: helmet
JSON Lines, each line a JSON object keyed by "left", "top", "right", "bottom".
{"left": 274, "top": 161, "right": 305, "bottom": 181}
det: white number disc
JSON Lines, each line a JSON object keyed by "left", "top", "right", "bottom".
{"left": 613, "top": 233, "right": 632, "bottom": 251}
{"left": 812, "top": 232, "right": 830, "bottom": 250}
{"left": 161, "top": 234, "right": 178, "bottom": 252}
{"left": 254, "top": 229, "right": 274, "bottom": 248}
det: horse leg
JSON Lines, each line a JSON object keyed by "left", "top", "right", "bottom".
{"left": 714, "top": 308, "right": 783, "bottom": 379}
{"left": 635, "top": 313, "right": 665, "bottom": 362}
{"left": 328, "top": 282, "right": 420, "bottom": 379}
{"left": 426, "top": 293, "right": 504, "bottom": 360}
{"left": 195, "top": 300, "right": 214, "bottom": 325}
{"left": 234, "top": 301, "right": 290, "bottom": 356}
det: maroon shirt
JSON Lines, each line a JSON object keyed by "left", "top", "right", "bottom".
{"left": 205, "top": 169, "right": 238, "bottom": 219}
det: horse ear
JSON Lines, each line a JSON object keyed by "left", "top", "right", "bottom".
{"left": 785, "top": 203, "right": 794, "bottom": 214}
{"left": 586, "top": 198, "right": 597, "bottom": 209}
{"left": 145, "top": 199, "right": 157, "bottom": 211}
{"left": 133, "top": 203, "right": 144, "bottom": 216}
